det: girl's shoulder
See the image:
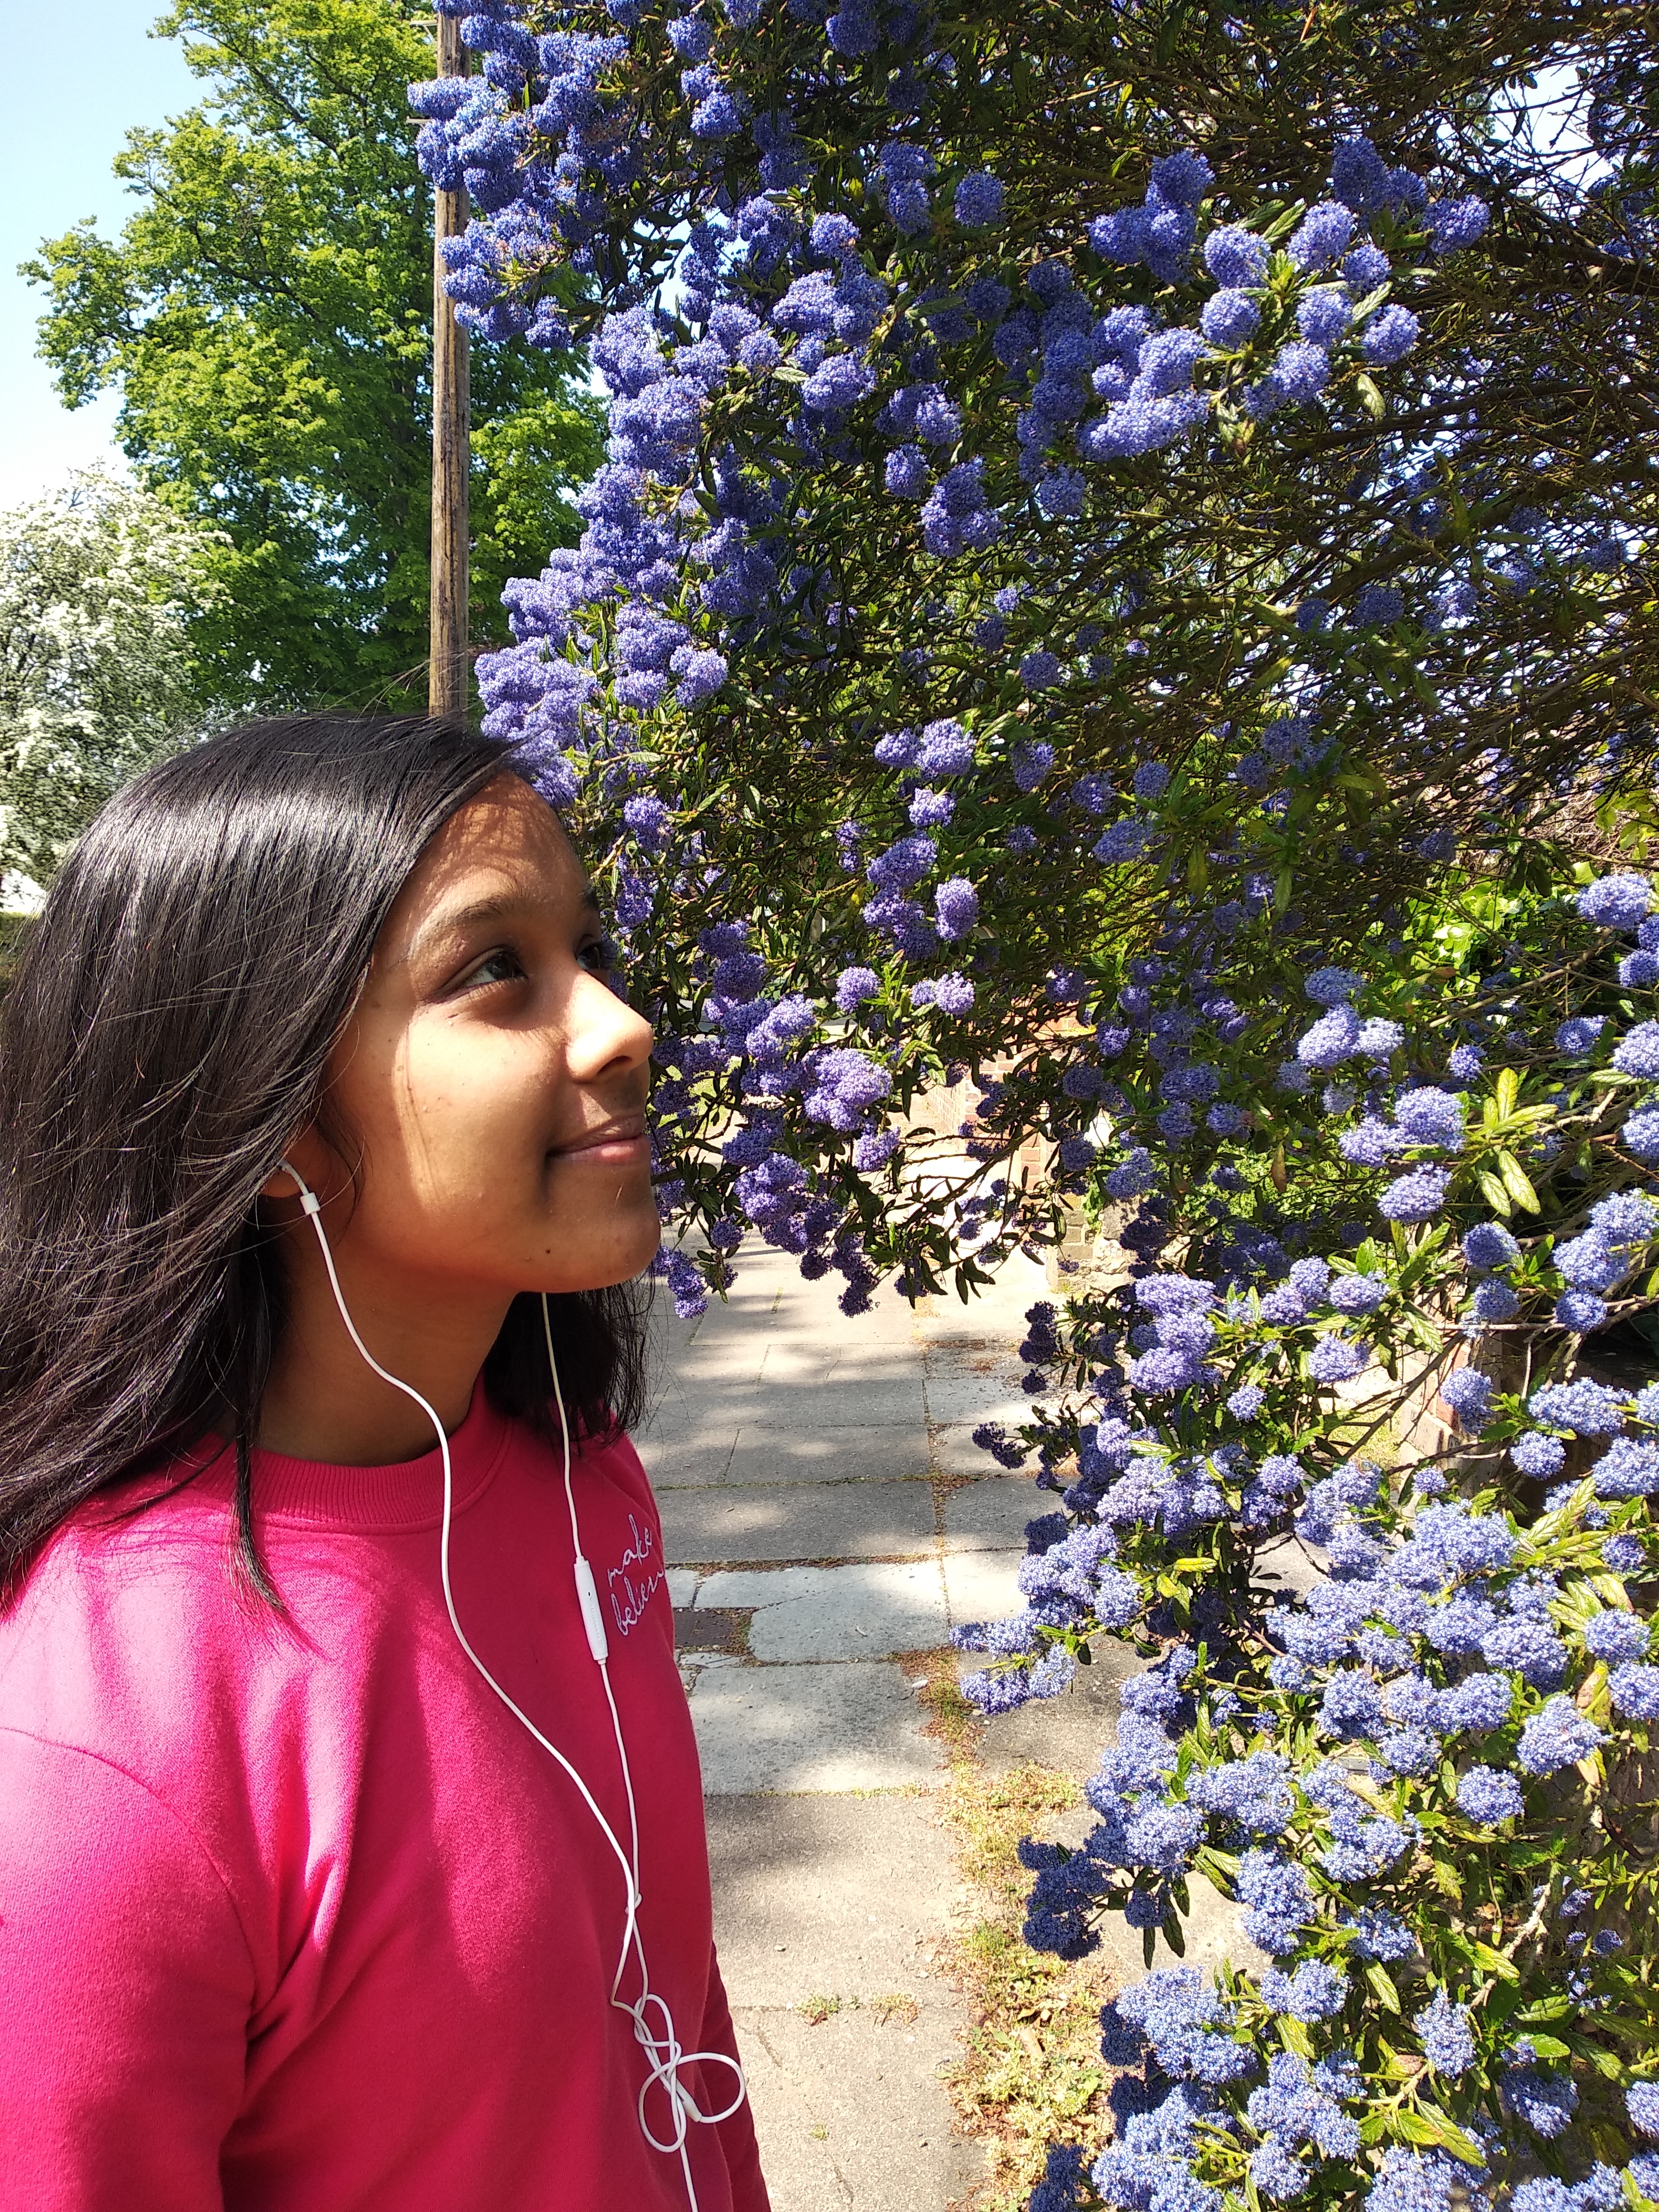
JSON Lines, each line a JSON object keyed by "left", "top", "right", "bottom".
{"left": 0, "top": 1467, "right": 315, "bottom": 1938}
{"left": 0, "top": 1464, "right": 301, "bottom": 1749}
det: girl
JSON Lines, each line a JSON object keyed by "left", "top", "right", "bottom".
{"left": 0, "top": 714, "right": 769, "bottom": 2211}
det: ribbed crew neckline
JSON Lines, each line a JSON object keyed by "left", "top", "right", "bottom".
{"left": 180, "top": 1385, "right": 523, "bottom": 1535}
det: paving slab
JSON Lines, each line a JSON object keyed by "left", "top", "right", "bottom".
{"left": 804, "top": 1318, "right": 928, "bottom": 1354}
{"left": 940, "top": 1547, "right": 1025, "bottom": 1629}
{"left": 920, "top": 1367, "right": 1032, "bottom": 1428}
{"left": 646, "top": 1234, "right": 1148, "bottom": 2206}
{"left": 644, "top": 1378, "right": 766, "bottom": 1425}
{"left": 731, "top": 1383, "right": 921, "bottom": 1424}
{"left": 696, "top": 1561, "right": 948, "bottom": 1661}
{"left": 942, "top": 1477, "right": 1049, "bottom": 1552}
{"left": 690, "top": 1661, "right": 942, "bottom": 1794}
{"left": 641, "top": 1412, "right": 931, "bottom": 1494}
{"left": 718, "top": 1426, "right": 934, "bottom": 1488}
{"left": 911, "top": 1255, "right": 1051, "bottom": 1344}
{"left": 1252, "top": 1532, "right": 1327, "bottom": 1601}
{"left": 637, "top": 1424, "right": 742, "bottom": 1484}
{"left": 646, "top": 1309, "right": 765, "bottom": 1365}
{"left": 732, "top": 2007, "right": 984, "bottom": 2211}
{"left": 928, "top": 1420, "right": 1020, "bottom": 1478}
{"left": 705, "top": 1794, "right": 964, "bottom": 2003}
{"left": 723, "top": 2022, "right": 852, "bottom": 2212}
{"left": 659, "top": 1479, "right": 937, "bottom": 1565}
{"left": 694, "top": 1566, "right": 835, "bottom": 1608}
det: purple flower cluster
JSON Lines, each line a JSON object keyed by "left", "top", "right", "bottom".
{"left": 1550, "top": 1188, "right": 1659, "bottom": 1331}
{"left": 1126, "top": 1275, "right": 1219, "bottom": 1395}
{"left": 1577, "top": 871, "right": 1652, "bottom": 929}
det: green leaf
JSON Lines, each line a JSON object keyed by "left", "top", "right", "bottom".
{"left": 1517, "top": 1996, "right": 1577, "bottom": 2023}
{"left": 1429, "top": 1855, "right": 1463, "bottom": 1900}
{"left": 1415, "top": 2110, "right": 1490, "bottom": 2167}
{"left": 1469, "top": 1942, "right": 1520, "bottom": 1981}
{"left": 1496, "top": 1150, "right": 1540, "bottom": 1212}
{"left": 1365, "top": 1964, "right": 1402, "bottom": 2012}
{"left": 1477, "top": 1170, "right": 1513, "bottom": 1217}
{"left": 1389, "top": 2112, "right": 1445, "bottom": 2148}
{"left": 1355, "top": 372, "right": 1385, "bottom": 418}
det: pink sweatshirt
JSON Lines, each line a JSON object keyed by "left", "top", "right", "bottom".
{"left": 0, "top": 1389, "right": 769, "bottom": 2212}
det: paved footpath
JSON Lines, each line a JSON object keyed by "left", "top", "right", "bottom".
{"left": 639, "top": 1235, "right": 1058, "bottom": 2210}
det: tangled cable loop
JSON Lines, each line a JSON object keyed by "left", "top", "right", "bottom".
{"left": 628, "top": 1987, "right": 748, "bottom": 2156}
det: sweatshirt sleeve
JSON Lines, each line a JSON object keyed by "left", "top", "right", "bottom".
{"left": 0, "top": 1728, "right": 254, "bottom": 2211}
{"left": 699, "top": 1942, "right": 771, "bottom": 2212}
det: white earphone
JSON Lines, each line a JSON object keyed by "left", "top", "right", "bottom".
{"left": 276, "top": 1162, "right": 745, "bottom": 2205}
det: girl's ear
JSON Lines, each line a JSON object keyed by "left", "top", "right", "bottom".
{"left": 259, "top": 1129, "right": 330, "bottom": 1204}
{"left": 259, "top": 1165, "right": 310, "bottom": 1205}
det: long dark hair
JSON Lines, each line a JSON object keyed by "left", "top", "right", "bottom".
{"left": 0, "top": 714, "right": 651, "bottom": 1602}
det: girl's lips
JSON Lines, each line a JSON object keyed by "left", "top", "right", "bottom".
{"left": 551, "top": 1126, "right": 650, "bottom": 1162}
{"left": 565, "top": 1136, "right": 650, "bottom": 1161}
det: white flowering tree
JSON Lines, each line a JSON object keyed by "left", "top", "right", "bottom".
{"left": 0, "top": 471, "right": 223, "bottom": 894}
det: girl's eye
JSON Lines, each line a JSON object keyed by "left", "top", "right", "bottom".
{"left": 580, "top": 936, "right": 620, "bottom": 977}
{"left": 457, "top": 946, "right": 527, "bottom": 992}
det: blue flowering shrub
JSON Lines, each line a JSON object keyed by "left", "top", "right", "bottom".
{"left": 409, "top": 0, "right": 1657, "bottom": 2199}
{"left": 408, "top": 0, "right": 1654, "bottom": 1322}
{"left": 951, "top": 865, "right": 1659, "bottom": 2208}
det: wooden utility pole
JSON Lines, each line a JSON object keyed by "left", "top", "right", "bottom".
{"left": 429, "top": 12, "right": 470, "bottom": 716}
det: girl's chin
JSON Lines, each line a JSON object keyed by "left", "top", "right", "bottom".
{"left": 540, "top": 1217, "right": 662, "bottom": 1294}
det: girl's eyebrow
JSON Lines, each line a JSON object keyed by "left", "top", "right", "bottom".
{"left": 395, "top": 883, "right": 604, "bottom": 969}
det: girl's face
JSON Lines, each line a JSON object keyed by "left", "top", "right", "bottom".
{"left": 295, "top": 773, "right": 660, "bottom": 1299}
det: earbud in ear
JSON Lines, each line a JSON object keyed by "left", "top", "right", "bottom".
{"left": 275, "top": 1158, "right": 322, "bottom": 1216}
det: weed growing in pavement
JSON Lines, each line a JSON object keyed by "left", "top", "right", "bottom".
{"left": 904, "top": 1647, "right": 987, "bottom": 1767}
{"left": 933, "top": 1762, "right": 1117, "bottom": 2209}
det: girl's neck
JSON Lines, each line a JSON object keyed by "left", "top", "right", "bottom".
{"left": 257, "top": 1218, "right": 510, "bottom": 1466}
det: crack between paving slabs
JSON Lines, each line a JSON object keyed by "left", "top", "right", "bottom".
{"left": 654, "top": 1469, "right": 940, "bottom": 1497}
{"left": 675, "top": 1549, "right": 944, "bottom": 1573}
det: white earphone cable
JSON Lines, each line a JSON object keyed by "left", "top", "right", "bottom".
{"left": 277, "top": 1165, "right": 745, "bottom": 2200}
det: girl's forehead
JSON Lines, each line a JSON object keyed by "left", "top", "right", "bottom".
{"left": 425, "top": 773, "right": 568, "bottom": 872}
{"left": 416, "top": 775, "right": 573, "bottom": 890}
{"left": 378, "top": 778, "right": 586, "bottom": 961}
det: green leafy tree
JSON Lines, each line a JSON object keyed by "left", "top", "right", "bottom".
{"left": 23, "top": 0, "right": 603, "bottom": 712}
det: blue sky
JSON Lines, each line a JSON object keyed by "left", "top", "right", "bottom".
{"left": 1, "top": 1, "right": 199, "bottom": 507}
